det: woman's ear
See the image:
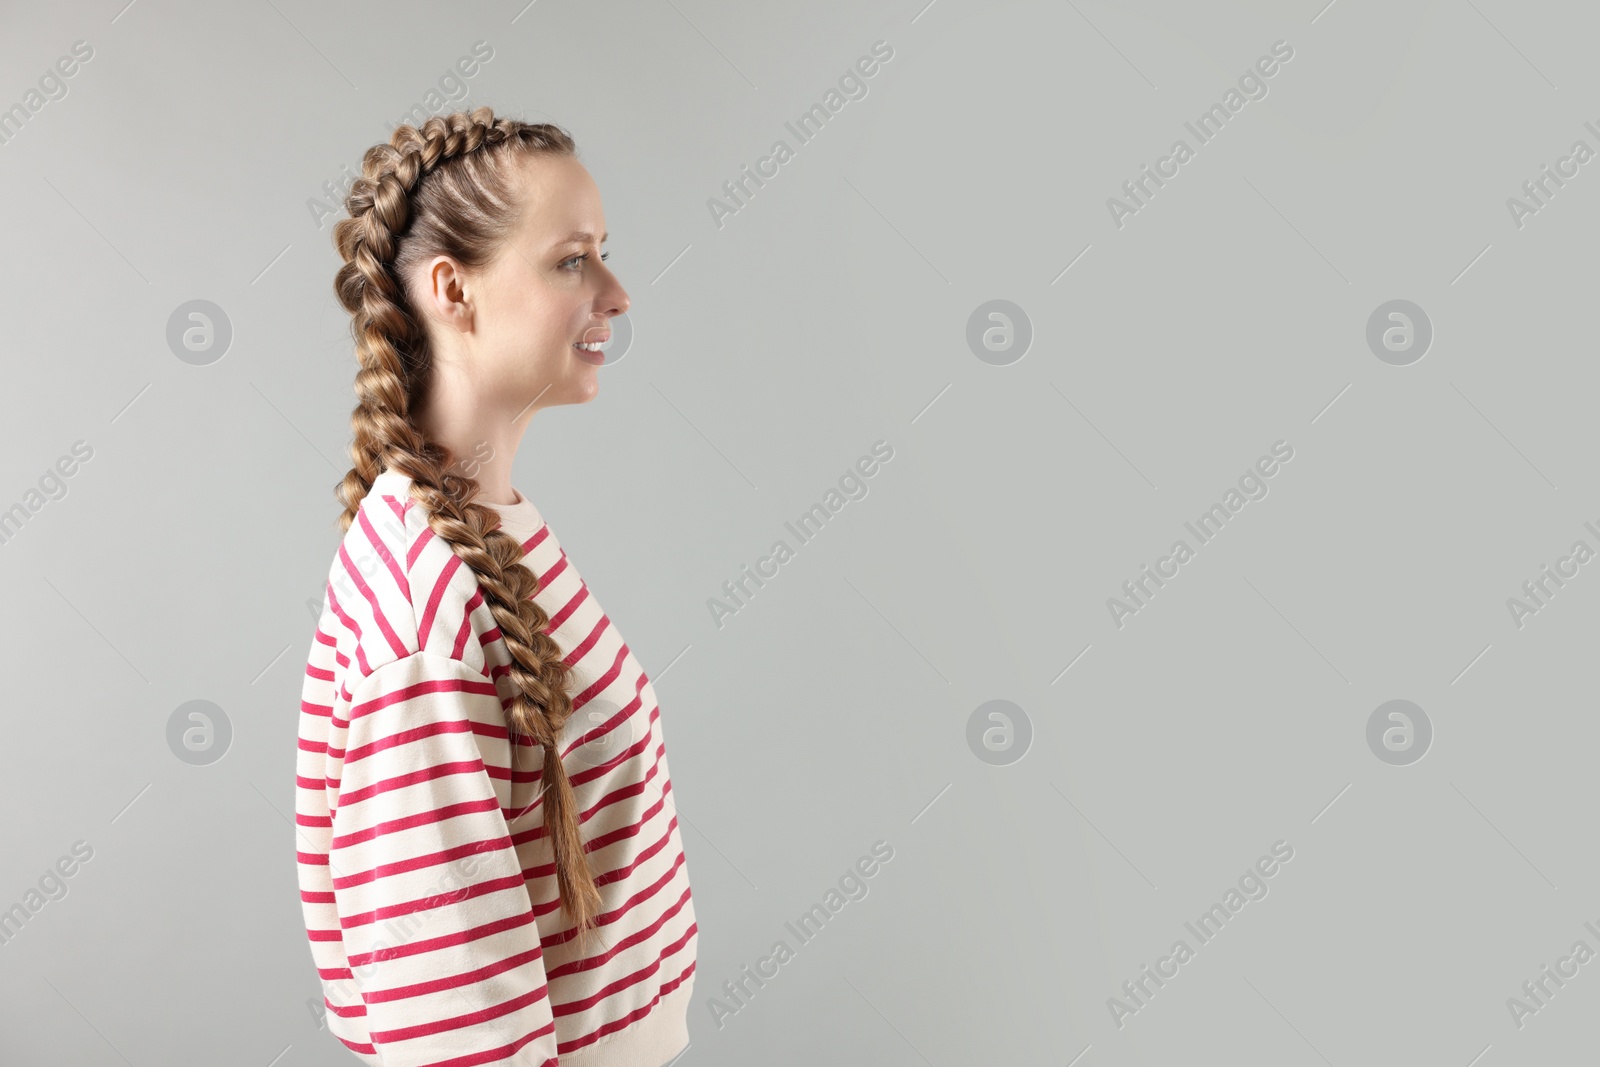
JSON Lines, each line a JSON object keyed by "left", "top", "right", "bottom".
{"left": 419, "top": 255, "right": 475, "bottom": 333}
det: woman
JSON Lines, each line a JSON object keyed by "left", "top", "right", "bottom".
{"left": 294, "top": 107, "right": 697, "bottom": 1067}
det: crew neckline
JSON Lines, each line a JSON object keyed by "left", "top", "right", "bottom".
{"left": 369, "top": 468, "right": 544, "bottom": 544}
{"left": 481, "top": 487, "right": 544, "bottom": 544}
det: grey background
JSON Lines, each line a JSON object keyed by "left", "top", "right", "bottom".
{"left": 1, "top": 0, "right": 1595, "bottom": 1064}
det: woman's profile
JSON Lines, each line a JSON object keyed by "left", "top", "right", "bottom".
{"left": 293, "top": 106, "right": 697, "bottom": 1067}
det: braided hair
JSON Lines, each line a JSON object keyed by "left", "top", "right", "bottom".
{"left": 329, "top": 106, "right": 602, "bottom": 948}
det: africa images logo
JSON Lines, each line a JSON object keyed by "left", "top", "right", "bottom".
{"left": 1106, "top": 441, "right": 1294, "bottom": 628}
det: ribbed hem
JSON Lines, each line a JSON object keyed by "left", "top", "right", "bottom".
{"left": 561, "top": 979, "right": 694, "bottom": 1067}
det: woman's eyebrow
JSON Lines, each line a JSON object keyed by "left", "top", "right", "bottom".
{"left": 553, "top": 230, "right": 608, "bottom": 247}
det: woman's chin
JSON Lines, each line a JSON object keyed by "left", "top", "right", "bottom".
{"left": 568, "top": 367, "right": 601, "bottom": 404}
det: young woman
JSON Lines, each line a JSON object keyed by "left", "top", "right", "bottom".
{"left": 294, "top": 107, "right": 697, "bottom": 1067}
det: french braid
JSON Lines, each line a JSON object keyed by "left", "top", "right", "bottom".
{"left": 328, "top": 106, "right": 602, "bottom": 949}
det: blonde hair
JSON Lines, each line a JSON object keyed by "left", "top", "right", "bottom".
{"left": 329, "top": 106, "right": 602, "bottom": 947}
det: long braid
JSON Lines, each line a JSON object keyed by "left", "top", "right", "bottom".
{"left": 327, "top": 107, "right": 602, "bottom": 950}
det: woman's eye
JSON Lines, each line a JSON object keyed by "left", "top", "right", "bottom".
{"left": 562, "top": 251, "right": 610, "bottom": 270}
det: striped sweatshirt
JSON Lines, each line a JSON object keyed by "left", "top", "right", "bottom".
{"left": 295, "top": 468, "right": 697, "bottom": 1067}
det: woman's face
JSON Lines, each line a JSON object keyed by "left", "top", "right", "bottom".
{"left": 421, "top": 152, "right": 630, "bottom": 415}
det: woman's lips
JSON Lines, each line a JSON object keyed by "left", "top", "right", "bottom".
{"left": 573, "top": 340, "right": 608, "bottom": 365}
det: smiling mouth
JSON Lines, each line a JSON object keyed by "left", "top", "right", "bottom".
{"left": 573, "top": 340, "right": 608, "bottom": 352}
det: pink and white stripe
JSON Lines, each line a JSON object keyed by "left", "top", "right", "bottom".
{"left": 296, "top": 469, "right": 697, "bottom": 1067}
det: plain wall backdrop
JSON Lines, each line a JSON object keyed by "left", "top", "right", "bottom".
{"left": 2, "top": 0, "right": 1598, "bottom": 1064}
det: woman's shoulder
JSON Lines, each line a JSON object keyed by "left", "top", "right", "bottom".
{"left": 317, "top": 471, "right": 495, "bottom": 685}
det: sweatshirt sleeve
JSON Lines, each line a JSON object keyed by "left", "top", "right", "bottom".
{"left": 331, "top": 650, "right": 562, "bottom": 1067}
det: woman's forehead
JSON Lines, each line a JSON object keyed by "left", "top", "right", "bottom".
{"left": 514, "top": 155, "right": 605, "bottom": 242}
